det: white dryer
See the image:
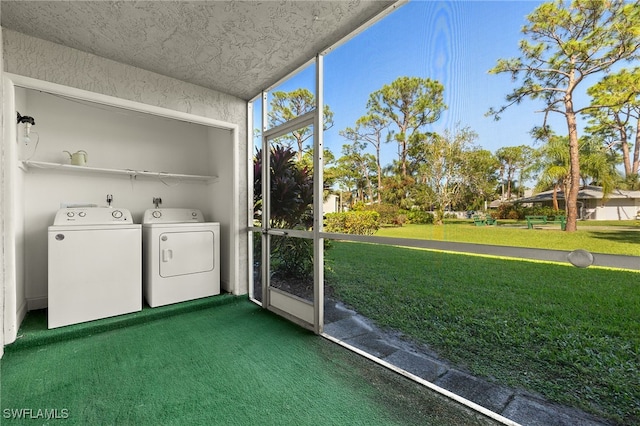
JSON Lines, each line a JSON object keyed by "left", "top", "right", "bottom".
{"left": 142, "top": 208, "right": 220, "bottom": 308}
{"left": 48, "top": 207, "right": 142, "bottom": 329}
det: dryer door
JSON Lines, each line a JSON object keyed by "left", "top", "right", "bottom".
{"left": 159, "top": 231, "right": 215, "bottom": 277}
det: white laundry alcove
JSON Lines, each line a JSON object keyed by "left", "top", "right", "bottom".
{"left": 2, "top": 74, "right": 241, "bottom": 344}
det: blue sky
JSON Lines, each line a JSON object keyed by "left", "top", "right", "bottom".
{"left": 261, "top": 0, "right": 584, "bottom": 167}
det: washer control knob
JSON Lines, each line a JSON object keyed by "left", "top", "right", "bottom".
{"left": 192, "top": 211, "right": 197, "bottom": 217}
{"left": 112, "top": 210, "right": 123, "bottom": 219}
{"left": 66, "top": 211, "right": 75, "bottom": 218}
{"left": 152, "top": 210, "right": 162, "bottom": 218}
{"left": 78, "top": 211, "right": 86, "bottom": 217}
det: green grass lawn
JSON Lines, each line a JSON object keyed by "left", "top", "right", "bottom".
{"left": 374, "top": 221, "right": 640, "bottom": 256}
{"left": 325, "top": 241, "right": 640, "bottom": 424}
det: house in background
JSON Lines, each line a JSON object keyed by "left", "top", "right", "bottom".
{"left": 322, "top": 193, "right": 339, "bottom": 215}
{"left": 513, "top": 185, "right": 640, "bottom": 220}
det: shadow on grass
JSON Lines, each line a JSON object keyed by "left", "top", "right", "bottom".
{"left": 587, "top": 230, "right": 640, "bottom": 246}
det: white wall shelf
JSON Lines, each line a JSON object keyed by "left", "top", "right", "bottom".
{"left": 18, "top": 160, "right": 218, "bottom": 183}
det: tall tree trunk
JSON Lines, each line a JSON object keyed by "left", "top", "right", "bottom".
{"left": 376, "top": 146, "right": 382, "bottom": 204}
{"left": 401, "top": 139, "right": 407, "bottom": 177}
{"left": 633, "top": 118, "right": 640, "bottom": 176}
{"left": 565, "top": 109, "right": 580, "bottom": 231}
{"left": 619, "top": 123, "right": 631, "bottom": 177}
{"left": 295, "top": 135, "right": 304, "bottom": 162}
{"left": 366, "top": 175, "right": 373, "bottom": 203}
{"left": 518, "top": 169, "right": 523, "bottom": 198}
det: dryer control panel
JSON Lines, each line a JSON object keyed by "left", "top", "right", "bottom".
{"left": 142, "top": 208, "right": 204, "bottom": 224}
{"left": 53, "top": 207, "right": 133, "bottom": 225}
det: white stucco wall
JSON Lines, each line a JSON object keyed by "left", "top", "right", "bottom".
{"left": 1, "top": 29, "right": 249, "bottom": 341}
{"left": 1, "top": 11, "right": 5, "bottom": 357}
{"left": 594, "top": 199, "right": 638, "bottom": 221}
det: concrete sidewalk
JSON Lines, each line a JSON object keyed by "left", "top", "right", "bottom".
{"left": 324, "top": 234, "right": 640, "bottom": 271}
{"left": 323, "top": 298, "right": 614, "bottom": 426}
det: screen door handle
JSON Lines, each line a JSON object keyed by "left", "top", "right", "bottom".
{"left": 265, "top": 229, "right": 288, "bottom": 236}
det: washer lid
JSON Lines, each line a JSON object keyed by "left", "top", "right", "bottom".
{"left": 53, "top": 207, "right": 134, "bottom": 225}
{"left": 142, "top": 208, "right": 204, "bottom": 224}
{"left": 48, "top": 224, "right": 141, "bottom": 232}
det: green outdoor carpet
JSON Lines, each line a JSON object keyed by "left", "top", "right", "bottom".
{"left": 1, "top": 296, "right": 497, "bottom": 425}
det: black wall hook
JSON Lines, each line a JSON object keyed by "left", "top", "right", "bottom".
{"left": 17, "top": 112, "right": 35, "bottom": 125}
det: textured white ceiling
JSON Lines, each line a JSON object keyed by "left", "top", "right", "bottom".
{"left": 1, "top": 1, "right": 398, "bottom": 100}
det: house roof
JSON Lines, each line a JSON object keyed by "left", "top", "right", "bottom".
{"left": 512, "top": 185, "right": 640, "bottom": 203}
{"left": 1, "top": 0, "right": 399, "bottom": 101}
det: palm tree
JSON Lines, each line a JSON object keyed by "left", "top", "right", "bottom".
{"left": 535, "top": 135, "right": 570, "bottom": 211}
{"left": 578, "top": 136, "right": 620, "bottom": 196}
{"left": 535, "top": 134, "right": 620, "bottom": 213}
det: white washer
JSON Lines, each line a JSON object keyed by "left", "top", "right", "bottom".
{"left": 48, "top": 207, "right": 142, "bottom": 329}
{"left": 142, "top": 208, "right": 220, "bottom": 308}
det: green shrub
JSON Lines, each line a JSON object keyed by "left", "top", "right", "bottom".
{"left": 405, "top": 210, "right": 434, "bottom": 224}
{"left": 506, "top": 210, "right": 520, "bottom": 220}
{"left": 362, "top": 203, "right": 403, "bottom": 226}
{"left": 525, "top": 206, "right": 564, "bottom": 217}
{"left": 324, "top": 211, "right": 380, "bottom": 235}
{"left": 495, "top": 203, "right": 522, "bottom": 219}
{"left": 270, "top": 234, "right": 313, "bottom": 279}
{"left": 495, "top": 203, "right": 565, "bottom": 220}
{"left": 254, "top": 146, "right": 314, "bottom": 278}
{"left": 254, "top": 145, "right": 313, "bottom": 228}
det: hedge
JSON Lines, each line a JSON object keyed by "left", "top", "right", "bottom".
{"left": 324, "top": 211, "right": 380, "bottom": 235}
